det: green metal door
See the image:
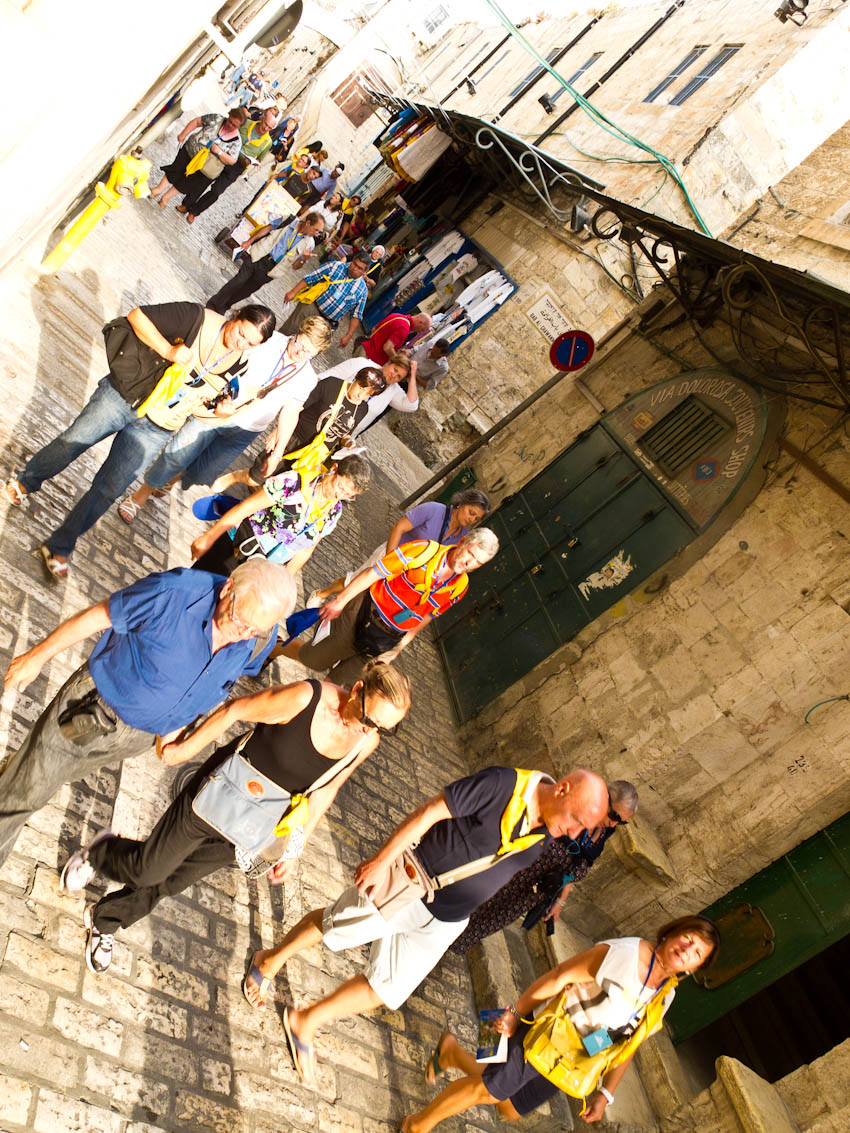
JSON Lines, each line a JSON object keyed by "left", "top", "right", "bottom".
{"left": 434, "top": 425, "right": 695, "bottom": 721}
{"left": 667, "top": 812, "right": 850, "bottom": 1043}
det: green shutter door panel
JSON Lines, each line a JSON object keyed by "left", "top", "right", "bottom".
{"left": 434, "top": 426, "right": 695, "bottom": 721}
{"left": 666, "top": 812, "right": 850, "bottom": 1043}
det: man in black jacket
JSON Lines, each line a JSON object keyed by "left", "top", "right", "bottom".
{"left": 3, "top": 302, "right": 273, "bottom": 579}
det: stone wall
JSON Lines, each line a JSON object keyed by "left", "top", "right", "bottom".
{"left": 452, "top": 298, "right": 850, "bottom": 943}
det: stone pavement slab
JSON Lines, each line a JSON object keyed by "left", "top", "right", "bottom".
{"left": 0, "top": 121, "right": 523, "bottom": 1132}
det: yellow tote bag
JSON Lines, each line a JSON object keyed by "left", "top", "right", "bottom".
{"left": 136, "top": 364, "right": 187, "bottom": 417}
{"left": 523, "top": 977, "right": 677, "bottom": 1106}
{"left": 283, "top": 378, "right": 348, "bottom": 475}
{"left": 185, "top": 148, "right": 210, "bottom": 175}
{"left": 294, "top": 275, "right": 333, "bottom": 305}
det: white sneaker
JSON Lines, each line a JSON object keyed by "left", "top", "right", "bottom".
{"left": 60, "top": 828, "right": 115, "bottom": 892}
{"left": 305, "top": 590, "right": 324, "bottom": 609}
{"left": 83, "top": 904, "right": 114, "bottom": 975}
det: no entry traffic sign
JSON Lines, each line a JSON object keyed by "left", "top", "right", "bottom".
{"left": 549, "top": 329, "right": 595, "bottom": 372}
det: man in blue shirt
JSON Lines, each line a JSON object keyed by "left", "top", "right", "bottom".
{"left": 0, "top": 559, "right": 296, "bottom": 865}
{"left": 282, "top": 250, "right": 371, "bottom": 348}
{"left": 240, "top": 765, "right": 609, "bottom": 1086}
{"left": 207, "top": 212, "right": 325, "bottom": 314}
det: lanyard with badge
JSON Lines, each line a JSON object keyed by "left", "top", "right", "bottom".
{"left": 580, "top": 950, "right": 662, "bottom": 1056}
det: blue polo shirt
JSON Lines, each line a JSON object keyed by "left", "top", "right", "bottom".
{"left": 88, "top": 568, "right": 276, "bottom": 734}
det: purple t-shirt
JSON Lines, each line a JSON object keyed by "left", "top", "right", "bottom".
{"left": 405, "top": 501, "right": 469, "bottom": 546}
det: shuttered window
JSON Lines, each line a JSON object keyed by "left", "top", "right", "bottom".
{"left": 637, "top": 396, "right": 732, "bottom": 478}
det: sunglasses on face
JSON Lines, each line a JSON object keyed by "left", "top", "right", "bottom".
{"left": 359, "top": 686, "right": 399, "bottom": 736}
{"left": 608, "top": 805, "right": 627, "bottom": 825}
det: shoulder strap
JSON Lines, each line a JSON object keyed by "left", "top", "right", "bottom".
{"left": 431, "top": 837, "right": 542, "bottom": 890}
{"left": 304, "top": 732, "right": 368, "bottom": 796}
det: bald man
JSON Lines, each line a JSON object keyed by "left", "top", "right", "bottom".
{"left": 241, "top": 765, "right": 608, "bottom": 1086}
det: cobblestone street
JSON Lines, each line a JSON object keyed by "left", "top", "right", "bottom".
{"left": 0, "top": 126, "right": 505, "bottom": 1133}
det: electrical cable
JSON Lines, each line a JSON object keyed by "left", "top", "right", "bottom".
{"left": 480, "top": 0, "right": 713, "bottom": 235}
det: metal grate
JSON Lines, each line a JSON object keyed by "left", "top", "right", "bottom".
{"left": 637, "top": 395, "right": 732, "bottom": 478}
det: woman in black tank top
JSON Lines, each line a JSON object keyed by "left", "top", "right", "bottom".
{"left": 64, "top": 666, "right": 411, "bottom": 963}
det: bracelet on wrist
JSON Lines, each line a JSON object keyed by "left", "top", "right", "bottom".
{"left": 506, "top": 1004, "right": 521, "bottom": 1021}
{"left": 598, "top": 1086, "right": 614, "bottom": 1106}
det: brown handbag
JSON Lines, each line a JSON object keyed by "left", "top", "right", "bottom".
{"left": 369, "top": 850, "right": 435, "bottom": 919}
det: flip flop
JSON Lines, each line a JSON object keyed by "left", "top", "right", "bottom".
{"left": 241, "top": 950, "right": 272, "bottom": 1008}
{"left": 38, "top": 544, "right": 68, "bottom": 581}
{"left": 4, "top": 478, "right": 26, "bottom": 505}
{"left": 283, "top": 1006, "right": 316, "bottom": 1086}
{"left": 425, "top": 1031, "right": 450, "bottom": 1086}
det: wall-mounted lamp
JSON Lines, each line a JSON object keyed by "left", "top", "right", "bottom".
{"left": 464, "top": 78, "right": 476, "bottom": 96}
{"left": 538, "top": 93, "right": 557, "bottom": 115}
{"left": 775, "top": 0, "right": 807, "bottom": 25}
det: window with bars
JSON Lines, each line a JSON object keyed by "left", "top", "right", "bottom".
{"left": 507, "top": 47, "right": 564, "bottom": 98}
{"left": 636, "top": 396, "right": 732, "bottom": 479}
{"left": 669, "top": 44, "right": 742, "bottom": 105}
{"left": 331, "top": 65, "right": 393, "bottom": 128}
{"left": 477, "top": 50, "right": 512, "bottom": 84}
{"left": 547, "top": 52, "right": 604, "bottom": 103}
{"left": 424, "top": 5, "right": 449, "bottom": 34}
{"left": 643, "top": 46, "right": 708, "bottom": 103}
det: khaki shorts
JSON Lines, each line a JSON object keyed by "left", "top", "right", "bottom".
{"left": 322, "top": 884, "right": 469, "bottom": 1010}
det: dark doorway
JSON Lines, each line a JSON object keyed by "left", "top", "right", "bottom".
{"left": 675, "top": 931, "right": 850, "bottom": 1090}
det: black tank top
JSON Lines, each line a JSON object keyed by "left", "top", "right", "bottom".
{"left": 241, "top": 678, "right": 342, "bottom": 794}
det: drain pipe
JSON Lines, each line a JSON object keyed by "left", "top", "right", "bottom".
{"left": 492, "top": 17, "right": 599, "bottom": 123}
{"left": 443, "top": 34, "right": 513, "bottom": 103}
{"left": 535, "top": 0, "right": 687, "bottom": 145}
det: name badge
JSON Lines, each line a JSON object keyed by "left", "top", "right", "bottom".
{"left": 581, "top": 1028, "right": 613, "bottom": 1056}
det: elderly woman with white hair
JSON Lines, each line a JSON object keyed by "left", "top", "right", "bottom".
{"left": 281, "top": 528, "right": 499, "bottom": 685}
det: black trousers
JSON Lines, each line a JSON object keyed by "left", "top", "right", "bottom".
{"left": 207, "top": 255, "right": 274, "bottom": 315}
{"left": 189, "top": 161, "right": 242, "bottom": 215}
{"left": 89, "top": 758, "right": 234, "bottom": 934}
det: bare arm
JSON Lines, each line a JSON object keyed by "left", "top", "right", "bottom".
{"left": 301, "top": 733, "right": 379, "bottom": 840}
{"left": 284, "top": 278, "right": 309, "bottom": 303}
{"left": 494, "top": 943, "right": 612, "bottom": 1039}
{"left": 177, "top": 116, "right": 203, "bottom": 144}
{"left": 545, "top": 881, "right": 574, "bottom": 923}
{"left": 338, "top": 315, "right": 360, "bottom": 349}
{"left": 319, "top": 563, "right": 380, "bottom": 622}
{"left": 126, "top": 308, "right": 192, "bottom": 366}
{"left": 377, "top": 612, "right": 433, "bottom": 663}
{"left": 4, "top": 600, "right": 112, "bottom": 691}
{"left": 158, "top": 680, "right": 315, "bottom": 765}
{"left": 212, "top": 143, "right": 238, "bottom": 167}
{"left": 354, "top": 791, "right": 452, "bottom": 895}
{"left": 258, "top": 401, "right": 301, "bottom": 475}
{"left": 241, "top": 223, "right": 271, "bottom": 250}
{"left": 190, "top": 486, "right": 273, "bottom": 560}
{"left": 583, "top": 1058, "right": 633, "bottom": 1124}
{"left": 284, "top": 545, "right": 314, "bottom": 576}
{"left": 386, "top": 516, "right": 413, "bottom": 554}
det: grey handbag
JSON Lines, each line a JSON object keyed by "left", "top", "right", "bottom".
{"left": 192, "top": 729, "right": 367, "bottom": 857}
{"left": 192, "top": 744, "right": 293, "bottom": 855}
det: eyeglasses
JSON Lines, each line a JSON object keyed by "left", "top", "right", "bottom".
{"left": 359, "top": 686, "right": 399, "bottom": 736}
{"left": 229, "top": 591, "right": 264, "bottom": 638}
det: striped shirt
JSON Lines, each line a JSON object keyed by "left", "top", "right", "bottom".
{"left": 303, "top": 260, "right": 369, "bottom": 323}
{"left": 369, "top": 540, "right": 468, "bottom": 630}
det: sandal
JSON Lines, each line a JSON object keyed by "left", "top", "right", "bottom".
{"left": 241, "top": 950, "right": 272, "bottom": 1009}
{"left": 38, "top": 544, "right": 69, "bottom": 581}
{"left": 283, "top": 1006, "right": 316, "bottom": 1086}
{"left": 425, "top": 1031, "right": 451, "bottom": 1086}
{"left": 4, "top": 478, "right": 26, "bottom": 505}
{"left": 117, "top": 496, "right": 140, "bottom": 524}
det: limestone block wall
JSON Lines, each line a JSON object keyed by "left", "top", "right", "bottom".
{"left": 725, "top": 119, "right": 850, "bottom": 293}
{"left": 433, "top": 1, "right": 850, "bottom": 238}
{"left": 455, "top": 306, "right": 850, "bottom": 941}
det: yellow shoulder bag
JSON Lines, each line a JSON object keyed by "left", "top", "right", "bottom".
{"left": 283, "top": 378, "right": 349, "bottom": 476}
{"left": 523, "top": 976, "right": 677, "bottom": 1108}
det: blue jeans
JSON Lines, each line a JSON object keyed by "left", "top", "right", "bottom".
{"left": 18, "top": 376, "right": 171, "bottom": 556}
{"left": 144, "top": 417, "right": 259, "bottom": 490}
